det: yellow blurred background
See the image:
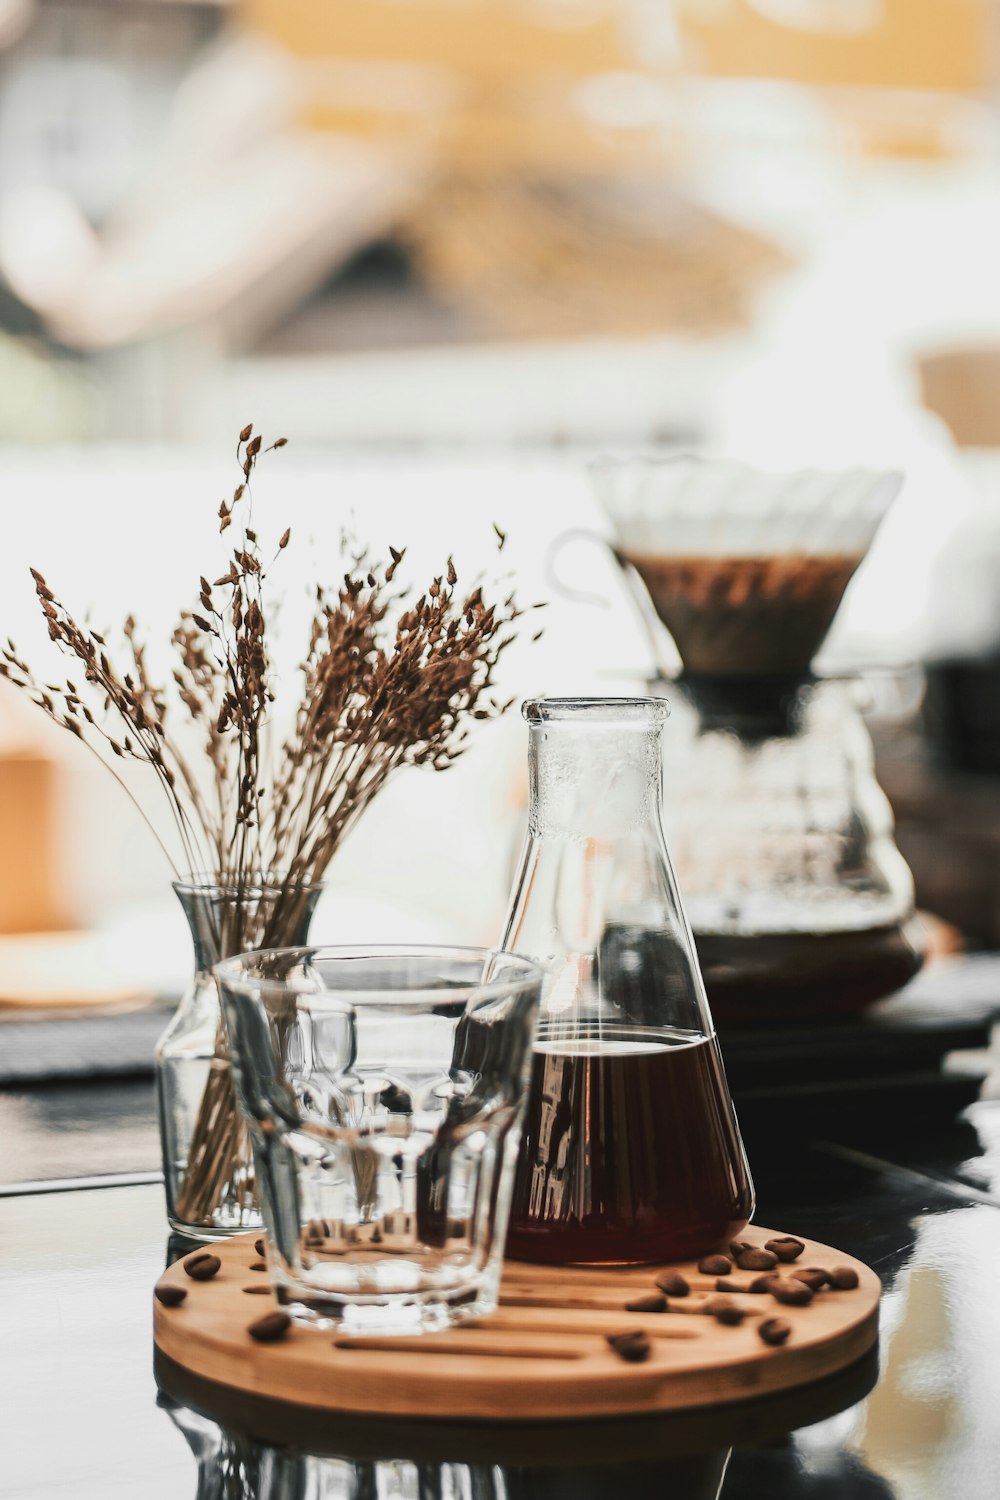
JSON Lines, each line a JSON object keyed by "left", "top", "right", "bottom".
{"left": 1, "top": 0, "right": 1000, "bottom": 976}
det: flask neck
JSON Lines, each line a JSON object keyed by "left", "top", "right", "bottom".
{"left": 528, "top": 719, "right": 664, "bottom": 842}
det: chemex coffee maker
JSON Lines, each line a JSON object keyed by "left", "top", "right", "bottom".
{"left": 589, "top": 455, "right": 924, "bottom": 1023}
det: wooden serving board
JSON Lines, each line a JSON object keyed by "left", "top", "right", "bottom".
{"left": 153, "top": 1225, "right": 879, "bottom": 1421}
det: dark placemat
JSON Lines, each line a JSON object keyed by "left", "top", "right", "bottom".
{"left": 0, "top": 998, "right": 177, "bottom": 1085}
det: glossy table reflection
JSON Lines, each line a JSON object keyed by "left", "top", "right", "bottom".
{"left": 6, "top": 1106, "right": 1000, "bottom": 1498}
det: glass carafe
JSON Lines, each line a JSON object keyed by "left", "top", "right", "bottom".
{"left": 500, "top": 697, "right": 753, "bottom": 1266}
{"left": 659, "top": 673, "right": 924, "bottom": 1022}
{"left": 585, "top": 453, "right": 924, "bottom": 1020}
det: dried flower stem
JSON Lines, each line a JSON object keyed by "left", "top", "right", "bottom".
{"left": 2, "top": 428, "right": 528, "bottom": 1229}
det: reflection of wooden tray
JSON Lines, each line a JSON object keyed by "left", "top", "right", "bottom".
{"left": 156, "top": 1343, "right": 881, "bottom": 1464}
{"left": 153, "top": 1226, "right": 879, "bottom": 1422}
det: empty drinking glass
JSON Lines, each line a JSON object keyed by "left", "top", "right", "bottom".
{"left": 216, "top": 945, "right": 544, "bottom": 1335}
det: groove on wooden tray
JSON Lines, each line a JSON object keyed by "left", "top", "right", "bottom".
{"left": 498, "top": 1291, "right": 685, "bottom": 1313}
{"left": 332, "top": 1335, "right": 585, "bottom": 1360}
{"left": 471, "top": 1308, "right": 702, "bottom": 1339}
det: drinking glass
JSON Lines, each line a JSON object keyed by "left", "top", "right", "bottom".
{"left": 216, "top": 945, "right": 544, "bottom": 1334}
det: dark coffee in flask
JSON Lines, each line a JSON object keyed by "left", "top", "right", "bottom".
{"left": 506, "top": 1024, "right": 752, "bottom": 1265}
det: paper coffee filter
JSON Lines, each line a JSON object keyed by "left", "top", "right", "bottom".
{"left": 590, "top": 455, "right": 902, "bottom": 559}
{"left": 589, "top": 456, "right": 903, "bottom": 676}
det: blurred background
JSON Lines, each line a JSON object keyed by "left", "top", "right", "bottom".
{"left": 1, "top": 0, "right": 1000, "bottom": 1026}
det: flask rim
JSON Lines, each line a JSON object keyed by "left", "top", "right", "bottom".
{"left": 522, "top": 696, "right": 669, "bottom": 725}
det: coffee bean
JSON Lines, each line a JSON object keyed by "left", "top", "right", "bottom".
{"left": 704, "top": 1295, "right": 745, "bottom": 1326}
{"left": 254, "top": 1238, "right": 266, "bottom": 1258}
{"left": 625, "top": 1294, "right": 667, "bottom": 1314}
{"left": 749, "top": 1275, "right": 779, "bottom": 1294}
{"left": 770, "top": 1280, "right": 814, "bottom": 1307}
{"left": 242, "top": 1285, "right": 273, "bottom": 1295}
{"left": 248, "top": 1310, "right": 291, "bottom": 1343}
{"left": 698, "top": 1255, "right": 732, "bottom": 1276}
{"left": 606, "top": 1331, "right": 651, "bottom": 1363}
{"left": 655, "top": 1272, "right": 690, "bottom": 1298}
{"left": 828, "top": 1266, "right": 859, "bottom": 1290}
{"left": 736, "top": 1248, "right": 778, "bottom": 1272}
{"left": 764, "top": 1237, "right": 805, "bottom": 1263}
{"left": 758, "top": 1317, "right": 791, "bottom": 1347}
{"left": 183, "top": 1252, "right": 221, "bottom": 1281}
{"left": 729, "top": 1240, "right": 751, "bottom": 1259}
{"left": 154, "top": 1283, "right": 187, "bottom": 1307}
{"left": 792, "top": 1268, "right": 831, "bottom": 1291}
{"left": 249, "top": 1261, "right": 267, "bottom": 1272}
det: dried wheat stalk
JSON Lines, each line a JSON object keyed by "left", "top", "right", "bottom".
{"left": 1, "top": 427, "right": 528, "bottom": 1226}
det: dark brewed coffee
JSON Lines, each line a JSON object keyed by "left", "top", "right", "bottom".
{"left": 620, "top": 550, "right": 861, "bottom": 677}
{"left": 506, "top": 1024, "right": 753, "bottom": 1265}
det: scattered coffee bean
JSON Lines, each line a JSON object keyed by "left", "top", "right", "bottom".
{"left": 254, "top": 1238, "right": 266, "bottom": 1258}
{"left": 770, "top": 1280, "right": 814, "bottom": 1307}
{"left": 606, "top": 1331, "right": 651, "bottom": 1364}
{"left": 249, "top": 1261, "right": 267, "bottom": 1272}
{"left": 736, "top": 1248, "right": 778, "bottom": 1272}
{"left": 758, "top": 1317, "right": 791, "bottom": 1347}
{"left": 704, "top": 1296, "right": 746, "bottom": 1326}
{"left": 698, "top": 1255, "right": 732, "bottom": 1276}
{"left": 248, "top": 1310, "right": 291, "bottom": 1343}
{"left": 764, "top": 1237, "right": 805, "bottom": 1263}
{"left": 242, "top": 1285, "right": 273, "bottom": 1295}
{"left": 154, "top": 1283, "right": 187, "bottom": 1308}
{"left": 183, "top": 1252, "right": 221, "bottom": 1281}
{"left": 828, "top": 1266, "right": 859, "bottom": 1290}
{"left": 749, "top": 1275, "right": 779, "bottom": 1294}
{"left": 625, "top": 1294, "right": 667, "bottom": 1314}
{"left": 792, "top": 1268, "right": 831, "bottom": 1291}
{"left": 729, "top": 1240, "right": 751, "bottom": 1259}
{"left": 655, "top": 1272, "right": 690, "bottom": 1298}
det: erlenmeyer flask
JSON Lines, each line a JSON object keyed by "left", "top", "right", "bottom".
{"left": 501, "top": 697, "right": 753, "bottom": 1266}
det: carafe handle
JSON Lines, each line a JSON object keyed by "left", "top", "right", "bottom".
{"left": 545, "top": 528, "right": 623, "bottom": 610}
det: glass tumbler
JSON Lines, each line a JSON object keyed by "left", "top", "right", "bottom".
{"left": 216, "top": 945, "right": 544, "bottom": 1335}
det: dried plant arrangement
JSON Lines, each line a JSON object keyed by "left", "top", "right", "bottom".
{"left": 1, "top": 426, "right": 527, "bottom": 1228}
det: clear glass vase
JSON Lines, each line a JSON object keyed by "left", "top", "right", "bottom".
{"left": 500, "top": 697, "right": 753, "bottom": 1266}
{"left": 154, "top": 877, "right": 323, "bottom": 1240}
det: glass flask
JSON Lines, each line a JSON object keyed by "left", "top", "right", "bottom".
{"left": 500, "top": 697, "right": 753, "bottom": 1266}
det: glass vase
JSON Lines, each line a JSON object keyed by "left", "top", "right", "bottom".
{"left": 154, "top": 877, "right": 323, "bottom": 1240}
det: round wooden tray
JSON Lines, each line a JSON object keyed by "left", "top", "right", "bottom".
{"left": 153, "top": 1225, "right": 880, "bottom": 1422}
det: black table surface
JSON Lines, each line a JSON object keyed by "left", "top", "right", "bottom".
{"left": 5, "top": 1093, "right": 1000, "bottom": 1500}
